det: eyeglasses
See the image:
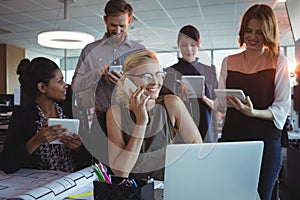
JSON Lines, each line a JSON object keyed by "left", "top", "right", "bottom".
{"left": 126, "top": 71, "right": 166, "bottom": 81}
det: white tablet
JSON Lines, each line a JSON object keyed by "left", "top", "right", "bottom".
{"left": 48, "top": 118, "right": 80, "bottom": 144}
{"left": 181, "top": 75, "right": 205, "bottom": 98}
{"left": 214, "top": 89, "right": 246, "bottom": 107}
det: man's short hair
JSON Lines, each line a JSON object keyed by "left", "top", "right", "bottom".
{"left": 104, "top": 0, "right": 133, "bottom": 18}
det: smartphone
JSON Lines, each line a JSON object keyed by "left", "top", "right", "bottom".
{"left": 109, "top": 65, "right": 122, "bottom": 72}
{"left": 123, "top": 78, "right": 137, "bottom": 96}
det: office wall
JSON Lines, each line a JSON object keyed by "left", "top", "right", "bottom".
{"left": 0, "top": 44, "right": 25, "bottom": 94}
{"left": 0, "top": 45, "right": 6, "bottom": 93}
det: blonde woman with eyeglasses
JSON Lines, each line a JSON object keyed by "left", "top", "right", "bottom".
{"left": 106, "top": 49, "right": 202, "bottom": 180}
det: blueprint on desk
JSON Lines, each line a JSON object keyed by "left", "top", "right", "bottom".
{"left": 0, "top": 166, "right": 97, "bottom": 200}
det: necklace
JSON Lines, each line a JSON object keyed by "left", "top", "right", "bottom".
{"left": 35, "top": 102, "right": 63, "bottom": 119}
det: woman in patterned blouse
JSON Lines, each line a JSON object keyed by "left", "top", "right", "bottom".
{"left": 1, "top": 57, "right": 91, "bottom": 173}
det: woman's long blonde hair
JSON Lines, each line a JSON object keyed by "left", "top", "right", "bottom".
{"left": 115, "top": 49, "right": 159, "bottom": 108}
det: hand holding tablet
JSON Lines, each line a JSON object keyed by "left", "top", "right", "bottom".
{"left": 214, "top": 89, "right": 246, "bottom": 107}
{"left": 181, "top": 75, "right": 205, "bottom": 98}
{"left": 48, "top": 118, "right": 80, "bottom": 144}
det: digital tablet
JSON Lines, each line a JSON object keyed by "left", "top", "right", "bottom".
{"left": 181, "top": 75, "right": 205, "bottom": 98}
{"left": 48, "top": 118, "right": 80, "bottom": 144}
{"left": 214, "top": 89, "right": 246, "bottom": 107}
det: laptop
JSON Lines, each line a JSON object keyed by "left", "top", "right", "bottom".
{"left": 163, "top": 141, "right": 264, "bottom": 200}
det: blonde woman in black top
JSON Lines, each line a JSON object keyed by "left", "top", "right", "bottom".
{"left": 106, "top": 49, "right": 202, "bottom": 180}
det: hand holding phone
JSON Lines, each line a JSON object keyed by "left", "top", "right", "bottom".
{"left": 123, "top": 78, "right": 137, "bottom": 96}
{"left": 106, "top": 66, "right": 122, "bottom": 84}
{"left": 109, "top": 65, "right": 122, "bottom": 72}
{"left": 123, "top": 78, "right": 149, "bottom": 125}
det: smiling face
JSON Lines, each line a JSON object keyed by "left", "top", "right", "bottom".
{"left": 243, "top": 18, "right": 266, "bottom": 51}
{"left": 104, "top": 13, "right": 131, "bottom": 45}
{"left": 127, "top": 60, "right": 164, "bottom": 99}
{"left": 43, "top": 69, "right": 68, "bottom": 101}
{"left": 178, "top": 35, "right": 199, "bottom": 62}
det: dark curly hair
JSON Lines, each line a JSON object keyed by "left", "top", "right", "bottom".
{"left": 16, "top": 57, "right": 60, "bottom": 97}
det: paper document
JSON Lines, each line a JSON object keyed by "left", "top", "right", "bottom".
{"left": 0, "top": 167, "right": 97, "bottom": 200}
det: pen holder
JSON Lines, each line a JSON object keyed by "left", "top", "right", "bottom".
{"left": 93, "top": 176, "right": 154, "bottom": 200}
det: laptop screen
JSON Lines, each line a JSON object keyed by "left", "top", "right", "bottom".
{"left": 163, "top": 141, "right": 264, "bottom": 200}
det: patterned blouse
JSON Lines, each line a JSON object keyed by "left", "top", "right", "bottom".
{"left": 34, "top": 102, "right": 75, "bottom": 172}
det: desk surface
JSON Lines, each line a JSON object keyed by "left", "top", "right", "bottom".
{"left": 0, "top": 167, "right": 164, "bottom": 200}
{"left": 288, "top": 130, "right": 300, "bottom": 140}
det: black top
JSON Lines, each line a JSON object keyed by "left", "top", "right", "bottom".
{"left": 120, "top": 98, "right": 175, "bottom": 180}
{"left": 220, "top": 69, "right": 281, "bottom": 142}
{"left": 165, "top": 58, "right": 218, "bottom": 98}
{"left": 162, "top": 58, "right": 218, "bottom": 140}
{"left": 0, "top": 101, "right": 92, "bottom": 174}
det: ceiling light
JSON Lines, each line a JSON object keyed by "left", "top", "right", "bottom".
{"left": 37, "top": 30, "right": 95, "bottom": 49}
{"left": 277, "top": 0, "right": 287, "bottom": 2}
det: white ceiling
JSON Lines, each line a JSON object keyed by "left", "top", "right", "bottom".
{"left": 0, "top": 0, "right": 295, "bottom": 58}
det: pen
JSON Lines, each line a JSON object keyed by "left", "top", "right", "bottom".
{"left": 94, "top": 164, "right": 106, "bottom": 183}
{"left": 92, "top": 165, "right": 106, "bottom": 183}
{"left": 131, "top": 178, "right": 138, "bottom": 187}
{"left": 68, "top": 191, "right": 93, "bottom": 199}
{"left": 98, "top": 162, "right": 112, "bottom": 184}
